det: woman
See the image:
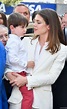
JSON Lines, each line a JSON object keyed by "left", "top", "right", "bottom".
{"left": 9, "top": 9, "right": 66, "bottom": 109}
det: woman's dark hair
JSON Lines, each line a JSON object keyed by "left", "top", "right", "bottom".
{"left": 63, "top": 27, "right": 67, "bottom": 45}
{"left": 32, "top": 11, "right": 38, "bottom": 21}
{"left": 0, "top": 12, "right": 7, "bottom": 26}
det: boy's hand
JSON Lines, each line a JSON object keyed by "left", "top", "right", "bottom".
{"left": 27, "top": 61, "right": 35, "bottom": 68}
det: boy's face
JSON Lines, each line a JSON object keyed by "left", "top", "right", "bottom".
{"left": 0, "top": 29, "right": 8, "bottom": 46}
{"left": 13, "top": 25, "right": 27, "bottom": 37}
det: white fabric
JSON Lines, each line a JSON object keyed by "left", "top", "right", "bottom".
{"left": 26, "top": 38, "right": 66, "bottom": 109}
{"left": 5, "top": 37, "right": 66, "bottom": 109}
{"left": 5, "top": 34, "right": 28, "bottom": 73}
{"left": 66, "top": 46, "right": 67, "bottom": 60}
{"left": 9, "top": 102, "right": 21, "bottom": 109}
{"left": 8, "top": 86, "right": 22, "bottom": 104}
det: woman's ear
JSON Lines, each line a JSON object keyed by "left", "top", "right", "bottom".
{"left": 47, "top": 25, "right": 50, "bottom": 30}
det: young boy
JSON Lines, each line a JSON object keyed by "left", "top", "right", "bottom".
{"left": 5, "top": 13, "right": 35, "bottom": 109}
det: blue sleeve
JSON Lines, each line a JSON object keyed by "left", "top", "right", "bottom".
{"left": 0, "top": 41, "right": 6, "bottom": 87}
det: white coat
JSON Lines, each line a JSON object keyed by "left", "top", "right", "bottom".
{"left": 26, "top": 38, "right": 66, "bottom": 109}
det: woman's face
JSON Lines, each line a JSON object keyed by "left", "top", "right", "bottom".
{"left": 33, "top": 14, "right": 50, "bottom": 36}
{"left": 0, "top": 14, "right": 3, "bottom": 25}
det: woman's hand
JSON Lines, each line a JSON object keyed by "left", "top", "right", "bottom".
{"left": 10, "top": 73, "right": 28, "bottom": 87}
{"left": 6, "top": 72, "right": 17, "bottom": 81}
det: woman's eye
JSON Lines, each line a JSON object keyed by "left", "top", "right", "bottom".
{"left": 37, "top": 22, "right": 41, "bottom": 24}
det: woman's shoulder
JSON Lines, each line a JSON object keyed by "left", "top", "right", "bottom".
{"left": 60, "top": 43, "right": 67, "bottom": 59}
{"left": 60, "top": 43, "right": 67, "bottom": 50}
{"left": 23, "top": 37, "right": 31, "bottom": 42}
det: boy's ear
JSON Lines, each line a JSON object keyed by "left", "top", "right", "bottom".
{"left": 10, "top": 25, "right": 14, "bottom": 30}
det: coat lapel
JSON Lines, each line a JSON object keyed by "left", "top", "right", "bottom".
{"left": 33, "top": 48, "right": 52, "bottom": 72}
{"left": 28, "top": 38, "right": 38, "bottom": 61}
{"left": 28, "top": 38, "right": 52, "bottom": 73}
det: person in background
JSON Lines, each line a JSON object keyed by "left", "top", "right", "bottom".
{"left": 0, "top": 25, "right": 8, "bottom": 46}
{"left": 9, "top": 9, "right": 66, "bottom": 109}
{"left": 13, "top": 3, "right": 33, "bottom": 35}
{"left": 0, "top": 12, "right": 12, "bottom": 100}
{"left": 5, "top": 12, "right": 35, "bottom": 109}
{"left": 52, "top": 12, "right": 67, "bottom": 109}
{"left": 61, "top": 12, "right": 67, "bottom": 30}
{"left": 62, "top": 12, "right": 67, "bottom": 45}
{"left": 13, "top": 3, "right": 30, "bottom": 23}
{"left": 0, "top": 12, "right": 7, "bottom": 26}
{"left": 0, "top": 25, "right": 8, "bottom": 109}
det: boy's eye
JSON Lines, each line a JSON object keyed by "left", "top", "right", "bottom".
{"left": 21, "top": 26, "right": 25, "bottom": 28}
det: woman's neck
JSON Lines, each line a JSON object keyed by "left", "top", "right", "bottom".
{"left": 38, "top": 35, "right": 48, "bottom": 47}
